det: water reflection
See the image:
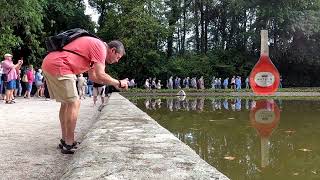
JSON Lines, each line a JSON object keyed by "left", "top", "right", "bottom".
{"left": 143, "top": 97, "right": 262, "bottom": 112}
{"left": 249, "top": 99, "right": 280, "bottom": 168}
{"left": 132, "top": 97, "right": 320, "bottom": 180}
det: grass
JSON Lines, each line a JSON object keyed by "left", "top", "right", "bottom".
{"left": 120, "top": 87, "right": 320, "bottom": 100}
{"left": 125, "top": 95, "right": 320, "bottom": 101}
{"left": 122, "top": 87, "right": 320, "bottom": 93}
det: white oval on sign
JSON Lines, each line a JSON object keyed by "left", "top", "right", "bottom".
{"left": 255, "top": 109, "right": 275, "bottom": 124}
{"left": 254, "top": 72, "right": 275, "bottom": 87}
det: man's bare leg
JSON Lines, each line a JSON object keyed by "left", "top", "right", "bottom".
{"left": 5, "top": 89, "right": 13, "bottom": 102}
{"left": 93, "top": 96, "right": 97, "bottom": 105}
{"left": 59, "top": 103, "right": 68, "bottom": 141}
{"left": 64, "top": 100, "right": 80, "bottom": 145}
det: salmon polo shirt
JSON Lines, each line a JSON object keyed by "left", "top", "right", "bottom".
{"left": 42, "top": 36, "right": 107, "bottom": 76}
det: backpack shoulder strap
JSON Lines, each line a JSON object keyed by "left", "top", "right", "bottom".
{"left": 61, "top": 48, "right": 95, "bottom": 68}
{"left": 61, "top": 48, "right": 87, "bottom": 59}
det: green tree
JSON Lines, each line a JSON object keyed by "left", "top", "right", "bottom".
{"left": 0, "top": 0, "right": 44, "bottom": 64}
{"left": 42, "top": 0, "right": 96, "bottom": 36}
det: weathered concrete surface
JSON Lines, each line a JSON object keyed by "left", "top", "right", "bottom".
{"left": 0, "top": 97, "right": 100, "bottom": 180}
{"left": 61, "top": 93, "right": 229, "bottom": 180}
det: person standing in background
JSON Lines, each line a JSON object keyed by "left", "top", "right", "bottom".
{"left": 35, "top": 69, "right": 44, "bottom": 97}
{"left": 14, "top": 69, "right": 22, "bottom": 97}
{"left": 93, "top": 82, "right": 105, "bottom": 105}
{"left": 86, "top": 79, "right": 93, "bottom": 97}
{"left": 77, "top": 73, "right": 87, "bottom": 99}
{"left": 245, "top": 77, "right": 250, "bottom": 89}
{"left": 223, "top": 78, "right": 229, "bottom": 89}
{"left": 23, "top": 65, "right": 34, "bottom": 98}
{"left": 2, "top": 54, "right": 23, "bottom": 104}
{"left": 0, "top": 62, "right": 4, "bottom": 100}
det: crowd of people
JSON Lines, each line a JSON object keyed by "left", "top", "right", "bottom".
{"left": 142, "top": 76, "right": 248, "bottom": 90}
{"left": 142, "top": 75, "right": 283, "bottom": 90}
{"left": 0, "top": 54, "right": 48, "bottom": 104}
{"left": 0, "top": 56, "right": 111, "bottom": 106}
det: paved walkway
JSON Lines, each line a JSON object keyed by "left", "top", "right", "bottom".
{"left": 0, "top": 97, "right": 100, "bottom": 180}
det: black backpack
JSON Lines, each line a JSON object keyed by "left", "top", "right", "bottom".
{"left": 45, "top": 28, "right": 100, "bottom": 57}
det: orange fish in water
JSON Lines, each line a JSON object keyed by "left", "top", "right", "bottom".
{"left": 298, "top": 148, "right": 312, "bottom": 152}
{"left": 224, "top": 156, "right": 236, "bottom": 160}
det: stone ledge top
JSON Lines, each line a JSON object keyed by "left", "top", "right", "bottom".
{"left": 61, "top": 93, "right": 229, "bottom": 180}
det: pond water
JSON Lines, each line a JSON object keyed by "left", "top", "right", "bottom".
{"left": 129, "top": 97, "right": 320, "bottom": 180}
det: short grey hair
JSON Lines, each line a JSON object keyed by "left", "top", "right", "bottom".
{"left": 108, "top": 40, "right": 125, "bottom": 55}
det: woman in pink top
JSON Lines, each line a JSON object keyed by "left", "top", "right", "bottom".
{"left": 23, "top": 65, "right": 34, "bottom": 98}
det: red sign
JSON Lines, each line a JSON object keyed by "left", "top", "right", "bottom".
{"left": 250, "top": 55, "right": 280, "bottom": 95}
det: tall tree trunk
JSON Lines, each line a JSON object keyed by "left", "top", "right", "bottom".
{"left": 98, "top": 5, "right": 106, "bottom": 27}
{"left": 181, "top": 0, "right": 187, "bottom": 54}
{"left": 167, "top": 0, "right": 181, "bottom": 58}
{"left": 219, "top": 2, "right": 228, "bottom": 49}
{"left": 194, "top": 0, "right": 200, "bottom": 52}
{"left": 228, "top": 16, "right": 236, "bottom": 50}
{"left": 167, "top": 26, "right": 174, "bottom": 58}
{"left": 199, "top": 0, "right": 205, "bottom": 53}
{"left": 181, "top": 0, "right": 192, "bottom": 54}
{"left": 177, "top": 26, "right": 181, "bottom": 53}
{"left": 204, "top": 1, "right": 209, "bottom": 53}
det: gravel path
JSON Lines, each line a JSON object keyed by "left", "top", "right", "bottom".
{"left": 0, "top": 97, "right": 101, "bottom": 180}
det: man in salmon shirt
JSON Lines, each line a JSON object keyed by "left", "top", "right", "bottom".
{"left": 42, "top": 37, "right": 128, "bottom": 154}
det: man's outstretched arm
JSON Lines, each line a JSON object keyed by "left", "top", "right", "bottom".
{"left": 88, "top": 63, "right": 128, "bottom": 90}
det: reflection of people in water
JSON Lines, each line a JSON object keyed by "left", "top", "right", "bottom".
{"left": 223, "top": 99, "right": 229, "bottom": 110}
{"left": 211, "top": 99, "right": 216, "bottom": 111}
{"left": 211, "top": 99, "right": 222, "bottom": 111}
{"left": 155, "top": 99, "right": 162, "bottom": 109}
{"left": 278, "top": 99, "right": 282, "bottom": 110}
{"left": 145, "top": 99, "right": 150, "bottom": 109}
{"left": 245, "top": 99, "right": 249, "bottom": 110}
{"left": 197, "top": 98, "right": 205, "bottom": 112}
{"left": 174, "top": 98, "right": 181, "bottom": 111}
{"left": 143, "top": 98, "right": 269, "bottom": 112}
{"left": 144, "top": 99, "right": 160, "bottom": 110}
{"left": 251, "top": 100, "right": 256, "bottom": 110}
{"left": 151, "top": 99, "right": 157, "bottom": 110}
{"left": 230, "top": 99, "right": 236, "bottom": 111}
{"left": 217, "top": 99, "right": 222, "bottom": 110}
{"left": 190, "top": 99, "right": 197, "bottom": 111}
{"left": 235, "top": 98, "right": 241, "bottom": 111}
{"left": 182, "top": 99, "right": 189, "bottom": 111}
{"left": 167, "top": 98, "right": 173, "bottom": 111}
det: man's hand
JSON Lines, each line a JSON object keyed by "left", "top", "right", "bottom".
{"left": 15, "top": 59, "right": 23, "bottom": 69}
{"left": 118, "top": 78, "right": 129, "bottom": 90}
{"left": 88, "top": 63, "right": 129, "bottom": 90}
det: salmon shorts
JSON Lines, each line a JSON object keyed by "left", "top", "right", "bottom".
{"left": 43, "top": 72, "right": 79, "bottom": 103}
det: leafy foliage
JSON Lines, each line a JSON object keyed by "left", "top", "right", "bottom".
{"left": 0, "top": 0, "right": 320, "bottom": 86}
